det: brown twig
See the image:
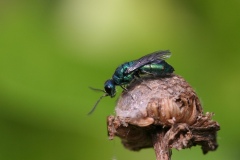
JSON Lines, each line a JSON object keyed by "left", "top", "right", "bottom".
{"left": 151, "top": 127, "right": 171, "bottom": 160}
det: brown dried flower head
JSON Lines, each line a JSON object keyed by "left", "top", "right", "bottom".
{"left": 115, "top": 74, "right": 202, "bottom": 127}
{"left": 107, "top": 74, "right": 220, "bottom": 156}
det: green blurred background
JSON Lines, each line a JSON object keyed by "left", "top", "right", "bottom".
{"left": 0, "top": 0, "right": 239, "bottom": 160}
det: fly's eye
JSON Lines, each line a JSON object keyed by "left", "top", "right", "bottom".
{"left": 104, "top": 85, "right": 112, "bottom": 94}
{"left": 104, "top": 79, "right": 114, "bottom": 95}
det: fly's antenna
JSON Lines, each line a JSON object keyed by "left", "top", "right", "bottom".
{"left": 89, "top": 87, "right": 106, "bottom": 93}
{"left": 88, "top": 87, "right": 108, "bottom": 115}
{"left": 88, "top": 94, "right": 108, "bottom": 115}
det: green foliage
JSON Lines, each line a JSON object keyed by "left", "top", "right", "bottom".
{"left": 0, "top": 0, "right": 239, "bottom": 159}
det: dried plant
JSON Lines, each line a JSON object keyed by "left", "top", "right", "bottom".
{"left": 107, "top": 74, "right": 220, "bottom": 160}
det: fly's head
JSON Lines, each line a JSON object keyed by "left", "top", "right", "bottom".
{"left": 104, "top": 79, "right": 116, "bottom": 98}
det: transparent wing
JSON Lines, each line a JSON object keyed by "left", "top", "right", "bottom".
{"left": 125, "top": 50, "right": 171, "bottom": 74}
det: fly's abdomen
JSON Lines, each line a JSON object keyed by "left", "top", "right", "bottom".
{"left": 140, "top": 61, "right": 174, "bottom": 76}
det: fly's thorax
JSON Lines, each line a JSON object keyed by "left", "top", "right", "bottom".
{"left": 112, "top": 61, "right": 135, "bottom": 85}
{"left": 113, "top": 74, "right": 134, "bottom": 86}
{"left": 104, "top": 79, "right": 116, "bottom": 97}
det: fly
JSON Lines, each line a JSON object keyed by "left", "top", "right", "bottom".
{"left": 88, "top": 50, "right": 174, "bottom": 114}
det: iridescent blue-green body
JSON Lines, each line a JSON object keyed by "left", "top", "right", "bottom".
{"left": 112, "top": 60, "right": 174, "bottom": 86}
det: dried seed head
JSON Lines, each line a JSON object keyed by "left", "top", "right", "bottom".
{"left": 107, "top": 74, "right": 220, "bottom": 155}
{"left": 115, "top": 74, "right": 203, "bottom": 126}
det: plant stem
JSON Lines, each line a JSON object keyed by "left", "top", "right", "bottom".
{"left": 152, "top": 128, "right": 171, "bottom": 160}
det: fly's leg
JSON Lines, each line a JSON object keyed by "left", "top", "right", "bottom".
{"left": 120, "top": 85, "right": 128, "bottom": 91}
{"left": 120, "top": 85, "right": 135, "bottom": 100}
{"left": 133, "top": 72, "right": 152, "bottom": 90}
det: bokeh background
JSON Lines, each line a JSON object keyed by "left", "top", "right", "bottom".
{"left": 0, "top": 0, "right": 239, "bottom": 160}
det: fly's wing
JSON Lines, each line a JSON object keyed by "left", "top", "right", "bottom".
{"left": 125, "top": 50, "right": 171, "bottom": 74}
